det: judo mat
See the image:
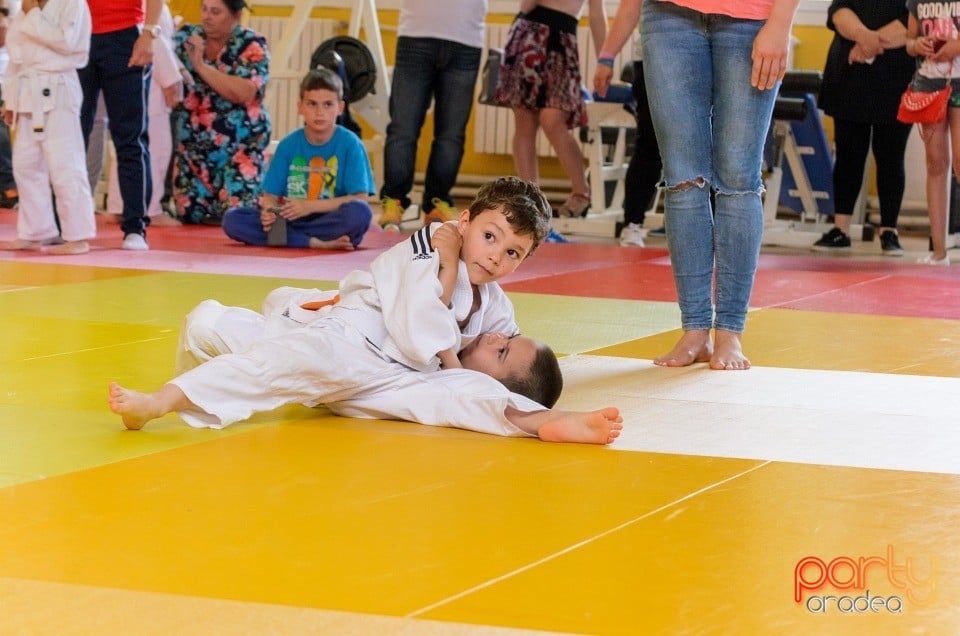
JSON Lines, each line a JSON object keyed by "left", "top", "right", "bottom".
{"left": 1, "top": 211, "right": 958, "bottom": 634}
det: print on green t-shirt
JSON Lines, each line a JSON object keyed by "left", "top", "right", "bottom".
{"left": 287, "top": 155, "right": 309, "bottom": 199}
{"left": 288, "top": 155, "right": 337, "bottom": 200}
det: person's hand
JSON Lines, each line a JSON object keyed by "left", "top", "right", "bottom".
{"left": 930, "top": 38, "right": 958, "bottom": 63}
{"left": 438, "top": 348, "right": 462, "bottom": 370}
{"left": 260, "top": 205, "right": 277, "bottom": 232}
{"left": 163, "top": 82, "right": 183, "bottom": 108}
{"left": 21, "top": 0, "right": 39, "bottom": 12}
{"left": 854, "top": 29, "right": 884, "bottom": 59}
{"left": 431, "top": 221, "right": 462, "bottom": 273}
{"left": 129, "top": 32, "right": 155, "bottom": 67}
{"left": 276, "top": 198, "right": 314, "bottom": 220}
{"left": 751, "top": 22, "right": 790, "bottom": 90}
{"left": 593, "top": 64, "right": 613, "bottom": 98}
{"left": 184, "top": 34, "right": 205, "bottom": 69}
{"left": 848, "top": 43, "right": 879, "bottom": 65}
{"left": 2, "top": 110, "right": 12, "bottom": 127}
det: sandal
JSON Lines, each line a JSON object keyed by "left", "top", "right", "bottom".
{"left": 558, "top": 193, "right": 591, "bottom": 218}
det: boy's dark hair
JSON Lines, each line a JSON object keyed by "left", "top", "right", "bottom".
{"left": 468, "top": 177, "right": 552, "bottom": 255}
{"left": 300, "top": 68, "right": 344, "bottom": 101}
{"left": 500, "top": 341, "right": 563, "bottom": 409}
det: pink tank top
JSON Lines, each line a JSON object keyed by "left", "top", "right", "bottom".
{"left": 662, "top": 0, "right": 774, "bottom": 21}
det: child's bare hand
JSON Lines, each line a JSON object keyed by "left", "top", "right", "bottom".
{"left": 432, "top": 222, "right": 462, "bottom": 271}
{"left": 260, "top": 206, "right": 276, "bottom": 231}
{"left": 438, "top": 348, "right": 461, "bottom": 370}
{"left": 930, "top": 38, "right": 958, "bottom": 63}
{"left": 278, "top": 198, "right": 313, "bottom": 220}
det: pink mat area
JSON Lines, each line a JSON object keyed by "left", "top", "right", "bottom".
{"left": 4, "top": 210, "right": 960, "bottom": 319}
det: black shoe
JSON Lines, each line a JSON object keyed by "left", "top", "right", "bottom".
{"left": 879, "top": 230, "right": 903, "bottom": 256}
{"left": 648, "top": 226, "right": 666, "bottom": 237}
{"left": 811, "top": 227, "right": 851, "bottom": 252}
{"left": 0, "top": 189, "right": 18, "bottom": 209}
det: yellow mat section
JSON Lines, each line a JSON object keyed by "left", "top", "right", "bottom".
{"left": 422, "top": 462, "right": 958, "bottom": 634}
{"left": 509, "top": 292, "right": 680, "bottom": 355}
{"left": 0, "top": 419, "right": 759, "bottom": 616}
{"left": 1, "top": 419, "right": 955, "bottom": 633}
{"left": 0, "top": 578, "right": 565, "bottom": 636}
{"left": 591, "top": 307, "right": 960, "bottom": 377}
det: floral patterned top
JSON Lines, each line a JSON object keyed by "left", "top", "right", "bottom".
{"left": 172, "top": 23, "right": 272, "bottom": 224}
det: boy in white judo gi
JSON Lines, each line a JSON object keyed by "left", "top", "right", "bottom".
{"left": 0, "top": 0, "right": 95, "bottom": 255}
{"left": 109, "top": 177, "right": 623, "bottom": 444}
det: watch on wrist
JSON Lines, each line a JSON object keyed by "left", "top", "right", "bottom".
{"left": 143, "top": 24, "right": 161, "bottom": 38}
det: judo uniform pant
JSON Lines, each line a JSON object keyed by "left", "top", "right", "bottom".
{"left": 13, "top": 105, "right": 95, "bottom": 243}
{"left": 173, "top": 298, "right": 533, "bottom": 436}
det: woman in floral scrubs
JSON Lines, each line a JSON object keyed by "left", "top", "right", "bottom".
{"left": 173, "top": 0, "right": 271, "bottom": 225}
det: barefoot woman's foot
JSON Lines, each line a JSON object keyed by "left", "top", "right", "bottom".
{"left": 654, "top": 329, "right": 712, "bottom": 367}
{"left": 710, "top": 329, "right": 750, "bottom": 370}
{"left": 308, "top": 235, "right": 355, "bottom": 251}
{"left": 108, "top": 382, "right": 161, "bottom": 430}
{"left": 537, "top": 407, "right": 624, "bottom": 445}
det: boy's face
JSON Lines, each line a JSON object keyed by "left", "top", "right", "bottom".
{"left": 457, "top": 207, "right": 534, "bottom": 285}
{"left": 298, "top": 88, "right": 344, "bottom": 141}
{"left": 459, "top": 333, "right": 538, "bottom": 383}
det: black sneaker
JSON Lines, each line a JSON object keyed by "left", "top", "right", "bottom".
{"left": 879, "top": 230, "right": 903, "bottom": 256}
{"left": 0, "top": 188, "right": 18, "bottom": 209}
{"left": 811, "top": 227, "right": 851, "bottom": 252}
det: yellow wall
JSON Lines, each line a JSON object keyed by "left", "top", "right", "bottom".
{"left": 166, "top": 3, "right": 836, "bottom": 182}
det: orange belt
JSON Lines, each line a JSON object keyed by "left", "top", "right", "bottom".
{"left": 299, "top": 294, "right": 340, "bottom": 311}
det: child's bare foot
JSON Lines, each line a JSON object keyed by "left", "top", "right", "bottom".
{"left": 0, "top": 238, "right": 41, "bottom": 250}
{"left": 108, "top": 381, "right": 163, "bottom": 430}
{"left": 46, "top": 240, "right": 90, "bottom": 255}
{"left": 537, "top": 407, "right": 623, "bottom": 445}
{"left": 654, "top": 329, "right": 712, "bottom": 367}
{"left": 710, "top": 329, "right": 750, "bottom": 370}
{"left": 308, "top": 235, "right": 355, "bottom": 251}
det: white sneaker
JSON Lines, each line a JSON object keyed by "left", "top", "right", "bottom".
{"left": 122, "top": 233, "right": 149, "bottom": 251}
{"left": 917, "top": 253, "right": 949, "bottom": 266}
{"left": 619, "top": 223, "right": 645, "bottom": 247}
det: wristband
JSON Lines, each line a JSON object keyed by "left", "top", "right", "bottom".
{"left": 597, "top": 58, "right": 614, "bottom": 68}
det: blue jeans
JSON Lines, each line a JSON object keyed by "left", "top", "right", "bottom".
{"left": 381, "top": 37, "right": 481, "bottom": 209}
{"left": 79, "top": 26, "right": 151, "bottom": 238}
{"left": 642, "top": 0, "right": 777, "bottom": 333}
{"left": 222, "top": 200, "right": 372, "bottom": 248}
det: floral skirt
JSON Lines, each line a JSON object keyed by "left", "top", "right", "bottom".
{"left": 493, "top": 7, "right": 586, "bottom": 129}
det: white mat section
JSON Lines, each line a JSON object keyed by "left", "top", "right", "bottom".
{"left": 558, "top": 355, "right": 960, "bottom": 475}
